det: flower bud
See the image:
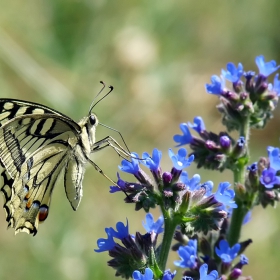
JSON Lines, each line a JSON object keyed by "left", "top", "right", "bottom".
{"left": 230, "top": 268, "right": 242, "bottom": 279}
{"left": 220, "top": 135, "right": 231, "bottom": 150}
{"left": 163, "top": 172, "right": 172, "bottom": 184}
{"left": 232, "top": 136, "right": 246, "bottom": 158}
{"left": 234, "top": 183, "right": 247, "bottom": 200}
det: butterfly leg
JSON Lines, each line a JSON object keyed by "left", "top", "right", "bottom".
{"left": 92, "top": 136, "right": 132, "bottom": 160}
{"left": 88, "top": 158, "right": 117, "bottom": 186}
{"left": 88, "top": 159, "right": 129, "bottom": 197}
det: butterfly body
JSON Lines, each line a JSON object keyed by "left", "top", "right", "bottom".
{"left": 0, "top": 99, "right": 102, "bottom": 235}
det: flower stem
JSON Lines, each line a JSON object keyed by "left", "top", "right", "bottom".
{"left": 158, "top": 211, "right": 178, "bottom": 271}
{"left": 227, "top": 196, "right": 247, "bottom": 246}
{"left": 227, "top": 116, "right": 250, "bottom": 246}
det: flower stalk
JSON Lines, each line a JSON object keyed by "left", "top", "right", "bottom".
{"left": 157, "top": 213, "right": 179, "bottom": 271}
{"left": 95, "top": 55, "right": 280, "bottom": 280}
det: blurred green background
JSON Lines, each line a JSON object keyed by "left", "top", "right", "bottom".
{"left": 0, "top": 1, "right": 280, "bottom": 279}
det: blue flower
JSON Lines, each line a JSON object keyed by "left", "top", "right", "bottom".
{"left": 199, "top": 263, "right": 219, "bottom": 280}
{"left": 247, "top": 162, "right": 257, "bottom": 172}
{"left": 268, "top": 73, "right": 280, "bottom": 95}
{"left": 173, "top": 123, "right": 193, "bottom": 146}
{"left": 169, "top": 148, "right": 194, "bottom": 170}
{"left": 95, "top": 228, "right": 116, "bottom": 252}
{"left": 260, "top": 167, "right": 280, "bottom": 188}
{"left": 244, "top": 71, "right": 255, "bottom": 79}
{"left": 202, "top": 181, "right": 214, "bottom": 197}
{"left": 237, "top": 136, "right": 245, "bottom": 148}
{"left": 214, "top": 182, "right": 237, "bottom": 210}
{"left": 267, "top": 146, "right": 280, "bottom": 170}
{"left": 174, "top": 239, "right": 197, "bottom": 268}
{"left": 222, "top": 62, "right": 243, "bottom": 83}
{"left": 240, "top": 254, "right": 249, "bottom": 265}
{"left": 162, "top": 270, "right": 176, "bottom": 280}
{"left": 260, "top": 146, "right": 280, "bottom": 189}
{"left": 188, "top": 116, "right": 206, "bottom": 133}
{"left": 132, "top": 268, "right": 154, "bottom": 280}
{"left": 215, "top": 239, "right": 240, "bottom": 263}
{"left": 273, "top": 73, "right": 280, "bottom": 95}
{"left": 108, "top": 219, "right": 129, "bottom": 239}
{"left": 110, "top": 173, "right": 126, "bottom": 193}
{"left": 119, "top": 153, "right": 140, "bottom": 174}
{"left": 180, "top": 171, "right": 201, "bottom": 191}
{"left": 142, "top": 213, "right": 164, "bottom": 234}
{"left": 267, "top": 145, "right": 276, "bottom": 156}
{"left": 255, "top": 55, "right": 280, "bottom": 77}
{"left": 205, "top": 75, "right": 225, "bottom": 95}
{"left": 109, "top": 186, "right": 121, "bottom": 193}
{"left": 95, "top": 220, "right": 130, "bottom": 252}
{"left": 142, "top": 149, "right": 162, "bottom": 171}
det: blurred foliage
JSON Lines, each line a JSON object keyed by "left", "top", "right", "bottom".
{"left": 0, "top": 0, "right": 280, "bottom": 279}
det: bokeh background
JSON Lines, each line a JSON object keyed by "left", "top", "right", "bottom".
{"left": 0, "top": 1, "right": 280, "bottom": 279}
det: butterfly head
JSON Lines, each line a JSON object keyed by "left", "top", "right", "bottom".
{"left": 80, "top": 113, "right": 99, "bottom": 152}
{"left": 88, "top": 113, "right": 98, "bottom": 127}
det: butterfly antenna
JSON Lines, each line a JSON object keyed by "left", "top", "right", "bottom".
{"left": 89, "top": 81, "right": 114, "bottom": 114}
{"left": 88, "top": 81, "right": 106, "bottom": 115}
{"left": 99, "top": 122, "right": 131, "bottom": 154}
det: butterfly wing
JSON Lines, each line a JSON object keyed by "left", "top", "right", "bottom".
{"left": 0, "top": 114, "right": 86, "bottom": 235}
{"left": 0, "top": 98, "right": 71, "bottom": 228}
{"left": 0, "top": 98, "right": 70, "bottom": 128}
{"left": 0, "top": 168, "right": 14, "bottom": 228}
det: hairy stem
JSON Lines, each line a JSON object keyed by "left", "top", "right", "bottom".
{"left": 158, "top": 210, "right": 178, "bottom": 271}
{"left": 227, "top": 116, "right": 250, "bottom": 246}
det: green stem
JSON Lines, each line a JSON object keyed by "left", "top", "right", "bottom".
{"left": 227, "top": 116, "right": 250, "bottom": 246}
{"left": 227, "top": 196, "right": 247, "bottom": 246}
{"left": 157, "top": 211, "right": 178, "bottom": 271}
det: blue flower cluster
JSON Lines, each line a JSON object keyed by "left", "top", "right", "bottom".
{"left": 94, "top": 55, "right": 280, "bottom": 280}
{"left": 95, "top": 213, "right": 177, "bottom": 279}
{"left": 205, "top": 55, "right": 280, "bottom": 95}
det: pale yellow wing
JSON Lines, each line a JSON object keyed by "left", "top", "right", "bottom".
{"left": 0, "top": 114, "right": 85, "bottom": 235}
{"left": 0, "top": 98, "right": 70, "bottom": 128}
{"left": 0, "top": 98, "right": 72, "bottom": 231}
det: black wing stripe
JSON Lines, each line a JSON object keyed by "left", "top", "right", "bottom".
{"left": 3, "top": 130, "right": 25, "bottom": 172}
{"left": 0, "top": 170, "right": 13, "bottom": 222}
{"left": 33, "top": 119, "right": 47, "bottom": 135}
{"left": 0, "top": 101, "right": 84, "bottom": 235}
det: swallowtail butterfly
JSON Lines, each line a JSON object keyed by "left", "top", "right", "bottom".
{"left": 0, "top": 87, "right": 128, "bottom": 235}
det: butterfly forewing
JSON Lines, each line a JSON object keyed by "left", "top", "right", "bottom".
{"left": 0, "top": 99, "right": 70, "bottom": 128}
{"left": 0, "top": 100, "right": 93, "bottom": 235}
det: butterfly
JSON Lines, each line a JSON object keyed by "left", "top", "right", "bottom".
{"left": 0, "top": 86, "right": 129, "bottom": 235}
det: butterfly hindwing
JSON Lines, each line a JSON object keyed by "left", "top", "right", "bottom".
{"left": 64, "top": 156, "right": 85, "bottom": 210}
{"left": 0, "top": 112, "right": 87, "bottom": 235}
{"left": 8, "top": 151, "right": 68, "bottom": 235}
{"left": 0, "top": 169, "right": 13, "bottom": 225}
